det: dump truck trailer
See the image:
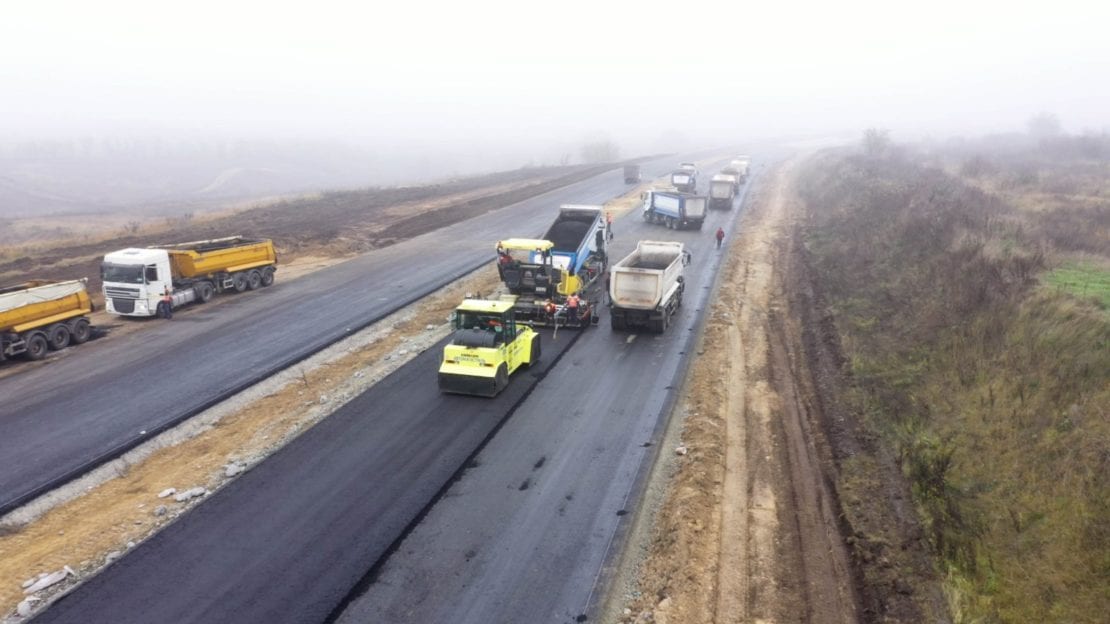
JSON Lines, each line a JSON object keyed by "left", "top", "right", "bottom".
{"left": 495, "top": 205, "right": 606, "bottom": 327}
{"left": 670, "top": 170, "right": 697, "bottom": 193}
{"left": 642, "top": 189, "right": 707, "bottom": 229}
{"left": 1, "top": 279, "right": 93, "bottom": 361}
{"left": 623, "top": 164, "right": 641, "bottom": 184}
{"left": 102, "top": 236, "right": 277, "bottom": 317}
{"left": 730, "top": 156, "right": 751, "bottom": 182}
{"left": 609, "top": 241, "right": 688, "bottom": 333}
{"left": 709, "top": 174, "right": 737, "bottom": 209}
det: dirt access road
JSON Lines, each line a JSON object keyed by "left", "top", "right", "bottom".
{"left": 614, "top": 159, "right": 868, "bottom": 623}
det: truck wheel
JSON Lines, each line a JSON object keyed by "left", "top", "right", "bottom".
{"left": 260, "top": 267, "right": 275, "bottom": 287}
{"left": 246, "top": 270, "right": 262, "bottom": 290}
{"left": 527, "top": 335, "right": 541, "bottom": 366}
{"left": 24, "top": 333, "right": 48, "bottom": 361}
{"left": 495, "top": 363, "right": 509, "bottom": 393}
{"left": 232, "top": 272, "right": 248, "bottom": 293}
{"left": 69, "top": 318, "right": 92, "bottom": 344}
{"left": 196, "top": 281, "right": 215, "bottom": 303}
{"left": 46, "top": 324, "right": 71, "bottom": 350}
{"left": 611, "top": 314, "right": 625, "bottom": 331}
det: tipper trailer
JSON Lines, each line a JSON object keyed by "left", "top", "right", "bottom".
{"left": 495, "top": 204, "right": 606, "bottom": 327}
{"left": 438, "top": 298, "right": 541, "bottom": 397}
{"left": 101, "top": 236, "right": 277, "bottom": 317}
{"left": 709, "top": 174, "right": 737, "bottom": 209}
{"left": 1, "top": 279, "right": 93, "bottom": 361}
{"left": 609, "top": 241, "right": 688, "bottom": 333}
{"left": 641, "top": 189, "right": 707, "bottom": 230}
{"left": 670, "top": 170, "right": 697, "bottom": 193}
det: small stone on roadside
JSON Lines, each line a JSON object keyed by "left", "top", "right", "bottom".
{"left": 127, "top": 541, "right": 135, "bottom": 549}
{"left": 318, "top": 395, "right": 329, "bottom": 404}
{"left": 21, "top": 578, "right": 35, "bottom": 589}
{"left": 154, "top": 505, "right": 168, "bottom": 517}
{"left": 157, "top": 488, "right": 176, "bottom": 499}
{"left": 105, "top": 551, "right": 122, "bottom": 563}
{"left": 425, "top": 324, "right": 436, "bottom": 330}
{"left": 675, "top": 445, "right": 688, "bottom": 456}
{"left": 23, "top": 568, "right": 69, "bottom": 594}
{"left": 225, "top": 463, "right": 245, "bottom": 478}
{"left": 173, "top": 487, "right": 207, "bottom": 502}
{"left": 17, "top": 599, "right": 33, "bottom": 617}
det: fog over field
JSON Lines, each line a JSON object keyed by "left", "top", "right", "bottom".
{"left": 1, "top": 0, "right": 1107, "bottom": 215}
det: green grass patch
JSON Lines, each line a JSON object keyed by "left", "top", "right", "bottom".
{"left": 1044, "top": 264, "right": 1110, "bottom": 309}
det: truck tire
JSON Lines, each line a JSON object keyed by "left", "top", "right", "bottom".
{"left": 232, "top": 272, "right": 248, "bottom": 293}
{"left": 495, "top": 363, "right": 509, "bottom": 393}
{"left": 527, "top": 335, "right": 541, "bottom": 366}
{"left": 69, "top": 318, "right": 92, "bottom": 344}
{"left": 611, "top": 313, "right": 625, "bottom": 331}
{"left": 246, "top": 270, "right": 262, "bottom": 290}
{"left": 24, "top": 333, "right": 48, "bottom": 361}
{"left": 46, "top": 323, "right": 71, "bottom": 350}
{"left": 260, "top": 267, "right": 275, "bottom": 287}
{"left": 196, "top": 281, "right": 215, "bottom": 303}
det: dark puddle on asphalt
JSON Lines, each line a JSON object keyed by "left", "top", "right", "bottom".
{"left": 518, "top": 478, "right": 531, "bottom": 491}
{"left": 533, "top": 456, "right": 546, "bottom": 470}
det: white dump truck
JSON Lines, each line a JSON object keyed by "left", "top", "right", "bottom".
{"left": 101, "top": 236, "right": 277, "bottom": 317}
{"left": 609, "top": 240, "right": 689, "bottom": 333}
{"left": 709, "top": 174, "right": 737, "bottom": 209}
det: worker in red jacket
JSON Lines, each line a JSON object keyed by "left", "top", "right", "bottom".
{"left": 715, "top": 227, "right": 725, "bottom": 249}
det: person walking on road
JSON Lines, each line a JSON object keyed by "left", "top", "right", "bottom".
{"left": 606, "top": 211, "right": 614, "bottom": 241}
{"left": 715, "top": 227, "right": 725, "bottom": 250}
{"left": 157, "top": 287, "right": 174, "bottom": 320}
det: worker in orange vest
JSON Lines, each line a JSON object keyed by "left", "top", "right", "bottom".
{"left": 566, "top": 293, "right": 581, "bottom": 324}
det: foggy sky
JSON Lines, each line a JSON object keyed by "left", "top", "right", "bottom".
{"left": 3, "top": 0, "right": 1109, "bottom": 151}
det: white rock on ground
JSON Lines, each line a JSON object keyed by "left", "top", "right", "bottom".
{"left": 225, "top": 463, "right": 245, "bottom": 478}
{"left": 173, "top": 487, "right": 207, "bottom": 502}
{"left": 21, "top": 578, "right": 35, "bottom": 589}
{"left": 154, "top": 505, "right": 168, "bottom": 517}
{"left": 23, "top": 567, "right": 70, "bottom": 594}
{"left": 675, "top": 445, "right": 688, "bottom": 456}
{"left": 157, "top": 488, "right": 176, "bottom": 499}
{"left": 105, "top": 551, "right": 122, "bottom": 563}
{"left": 17, "top": 598, "right": 36, "bottom": 617}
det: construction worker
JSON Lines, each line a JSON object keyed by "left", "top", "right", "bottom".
{"left": 157, "top": 287, "right": 173, "bottom": 320}
{"left": 606, "top": 211, "right": 614, "bottom": 241}
{"left": 544, "top": 299, "right": 558, "bottom": 321}
{"left": 566, "top": 293, "right": 580, "bottom": 324}
{"left": 715, "top": 227, "right": 725, "bottom": 249}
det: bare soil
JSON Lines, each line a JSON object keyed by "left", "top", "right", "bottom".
{"left": 615, "top": 159, "right": 943, "bottom": 623}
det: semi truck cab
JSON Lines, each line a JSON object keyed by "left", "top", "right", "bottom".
{"left": 101, "top": 248, "right": 177, "bottom": 317}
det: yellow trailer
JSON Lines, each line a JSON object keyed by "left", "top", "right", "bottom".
{"left": 0, "top": 279, "right": 94, "bottom": 361}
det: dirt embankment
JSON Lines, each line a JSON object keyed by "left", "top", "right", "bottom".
{"left": 615, "top": 159, "right": 944, "bottom": 623}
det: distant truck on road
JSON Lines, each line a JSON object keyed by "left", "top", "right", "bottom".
{"left": 670, "top": 170, "right": 697, "bottom": 193}
{"left": 1, "top": 279, "right": 93, "bottom": 361}
{"left": 730, "top": 156, "right": 751, "bottom": 183}
{"left": 709, "top": 174, "right": 737, "bottom": 209}
{"left": 642, "top": 189, "right": 707, "bottom": 230}
{"left": 101, "top": 236, "right": 277, "bottom": 317}
{"left": 609, "top": 241, "right": 689, "bottom": 333}
{"left": 623, "top": 164, "right": 641, "bottom": 184}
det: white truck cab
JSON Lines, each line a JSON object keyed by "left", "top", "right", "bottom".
{"left": 101, "top": 248, "right": 178, "bottom": 317}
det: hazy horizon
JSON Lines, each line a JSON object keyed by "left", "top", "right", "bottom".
{"left": 2, "top": 0, "right": 1107, "bottom": 213}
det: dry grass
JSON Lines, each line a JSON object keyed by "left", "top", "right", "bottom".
{"left": 799, "top": 145, "right": 1110, "bottom": 622}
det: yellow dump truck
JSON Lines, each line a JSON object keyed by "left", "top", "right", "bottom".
{"left": 438, "top": 298, "right": 541, "bottom": 397}
{"left": 101, "top": 236, "right": 277, "bottom": 317}
{"left": 1, "top": 279, "right": 94, "bottom": 361}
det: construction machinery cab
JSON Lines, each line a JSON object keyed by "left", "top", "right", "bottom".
{"left": 452, "top": 304, "right": 519, "bottom": 346}
{"left": 497, "top": 239, "right": 565, "bottom": 296}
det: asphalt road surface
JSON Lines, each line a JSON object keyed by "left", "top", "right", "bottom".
{"left": 31, "top": 152, "right": 774, "bottom": 624}
{"left": 0, "top": 154, "right": 689, "bottom": 515}
{"left": 334, "top": 159, "right": 761, "bottom": 623}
